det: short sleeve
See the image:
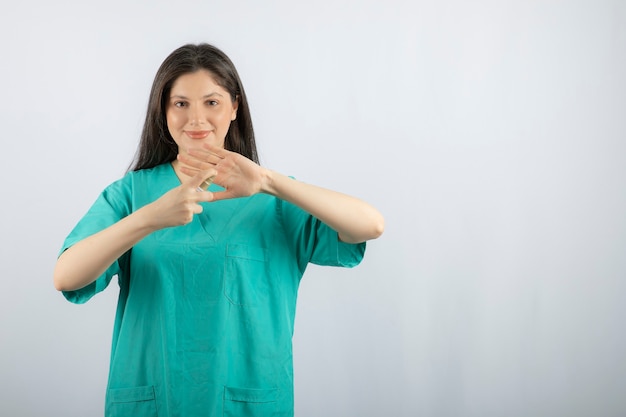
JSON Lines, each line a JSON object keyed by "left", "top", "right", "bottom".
{"left": 58, "top": 178, "right": 132, "bottom": 304}
{"left": 277, "top": 197, "right": 366, "bottom": 273}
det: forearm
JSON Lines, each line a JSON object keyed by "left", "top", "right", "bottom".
{"left": 53, "top": 206, "right": 157, "bottom": 292}
{"left": 261, "top": 170, "right": 384, "bottom": 243}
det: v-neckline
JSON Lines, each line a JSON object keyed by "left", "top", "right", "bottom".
{"left": 161, "top": 162, "right": 243, "bottom": 242}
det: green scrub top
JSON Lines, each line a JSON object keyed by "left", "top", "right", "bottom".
{"left": 60, "top": 163, "right": 365, "bottom": 417}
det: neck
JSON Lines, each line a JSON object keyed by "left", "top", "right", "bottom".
{"left": 170, "top": 159, "right": 193, "bottom": 184}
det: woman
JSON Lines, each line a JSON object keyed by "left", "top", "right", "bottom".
{"left": 54, "top": 43, "right": 383, "bottom": 417}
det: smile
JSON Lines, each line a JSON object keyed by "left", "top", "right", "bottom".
{"left": 185, "top": 130, "right": 211, "bottom": 139}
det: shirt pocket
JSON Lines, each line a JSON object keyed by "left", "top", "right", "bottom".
{"left": 106, "top": 385, "right": 158, "bottom": 417}
{"left": 224, "top": 244, "right": 270, "bottom": 307}
{"left": 223, "top": 386, "right": 279, "bottom": 417}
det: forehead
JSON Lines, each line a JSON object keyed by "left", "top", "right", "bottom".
{"left": 170, "top": 69, "right": 227, "bottom": 94}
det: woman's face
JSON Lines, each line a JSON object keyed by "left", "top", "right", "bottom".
{"left": 165, "top": 69, "right": 238, "bottom": 152}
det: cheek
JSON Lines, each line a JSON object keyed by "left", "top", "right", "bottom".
{"left": 219, "top": 111, "right": 234, "bottom": 128}
{"left": 165, "top": 112, "right": 181, "bottom": 132}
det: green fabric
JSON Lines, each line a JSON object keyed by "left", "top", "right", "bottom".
{"left": 60, "top": 163, "right": 365, "bottom": 417}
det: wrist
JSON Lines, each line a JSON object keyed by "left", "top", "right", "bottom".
{"left": 133, "top": 204, "right": 161, "bottom": 234}
{"left": 259, "top": 168, "right": 276, "bottom": 195}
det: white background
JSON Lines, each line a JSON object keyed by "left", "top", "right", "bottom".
{"left": 1, "top": 1, "right": 625, "bottom": 416}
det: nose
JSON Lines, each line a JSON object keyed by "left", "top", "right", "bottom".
{"left": 189, "top": 103, "right": 204, "bottom": 126}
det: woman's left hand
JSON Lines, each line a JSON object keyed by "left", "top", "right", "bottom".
{"left": 177, "top": 144, "right": 266, "bottom": 201}
{"left": 178, "top": 144, "right": 384, "bottom": 243}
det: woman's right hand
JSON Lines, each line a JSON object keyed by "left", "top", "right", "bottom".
{"left": 144, "top": 169, "right": 216, "bottom": 229}
{"left": 54, "top": 169, "right": 217, "bottom": 292}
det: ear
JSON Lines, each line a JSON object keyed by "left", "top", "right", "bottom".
{"left": 231, "top": 95, "right": 239, "bottom": 121}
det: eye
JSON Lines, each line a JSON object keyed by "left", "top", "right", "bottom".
{"left": 173, "top": 101, "right": 187, "bottom": 108}
{"left": 207, "top": 100, "right": 219, "bottom": 106}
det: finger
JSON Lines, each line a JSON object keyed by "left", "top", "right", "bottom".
{"left": 179, "top": 166, "right": 218, "bottom": 193}
{"left": 177, "top": 152, "right": 214, "bottom": 169}
{"left": 182, "top": 150, "right": 224, "bottom": 170}
{"left": 201, "top": 143, "right": 227, "bottom": 159}
{"left": 195, "top": 190, "right": 214, "bottom": 203}
{"left": 209, "top": 190, "right": 237, "bottom": 202}
{"left": 180, "top": 166, "right": 217, "bottom": 189}
{"left": 178, "top": 165, "right": 199, "bottom": 178}
{"left": 197, "top": 177, "right": 215, "bottom": 191}
{"left": 193, "top": 203, "right": 204, "bottom": 215}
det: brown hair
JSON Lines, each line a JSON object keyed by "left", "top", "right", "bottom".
{"left": 129, "top": 43, "right": 258, "bottom": 171}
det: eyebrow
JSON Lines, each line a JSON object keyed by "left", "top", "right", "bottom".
{"left": 170, "top": 92, "right": 224, "bottom": 99}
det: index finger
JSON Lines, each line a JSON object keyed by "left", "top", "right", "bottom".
{"left": 180, "top": 167, "right": 216, "bottom": 190}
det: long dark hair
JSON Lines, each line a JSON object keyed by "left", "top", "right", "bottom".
{"left": 129, "top": 43, "right": 258, "bottom": 171}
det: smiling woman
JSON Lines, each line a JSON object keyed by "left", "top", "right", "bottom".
{"left": 166, "top": 70, "right": 239, "bottom": 150}
{"left": 53, "top": 43, "right": 383, "bottom": 417}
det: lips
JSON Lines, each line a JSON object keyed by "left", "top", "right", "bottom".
{"left": 185, "top": 130, "right": 211, "bottom": 139}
